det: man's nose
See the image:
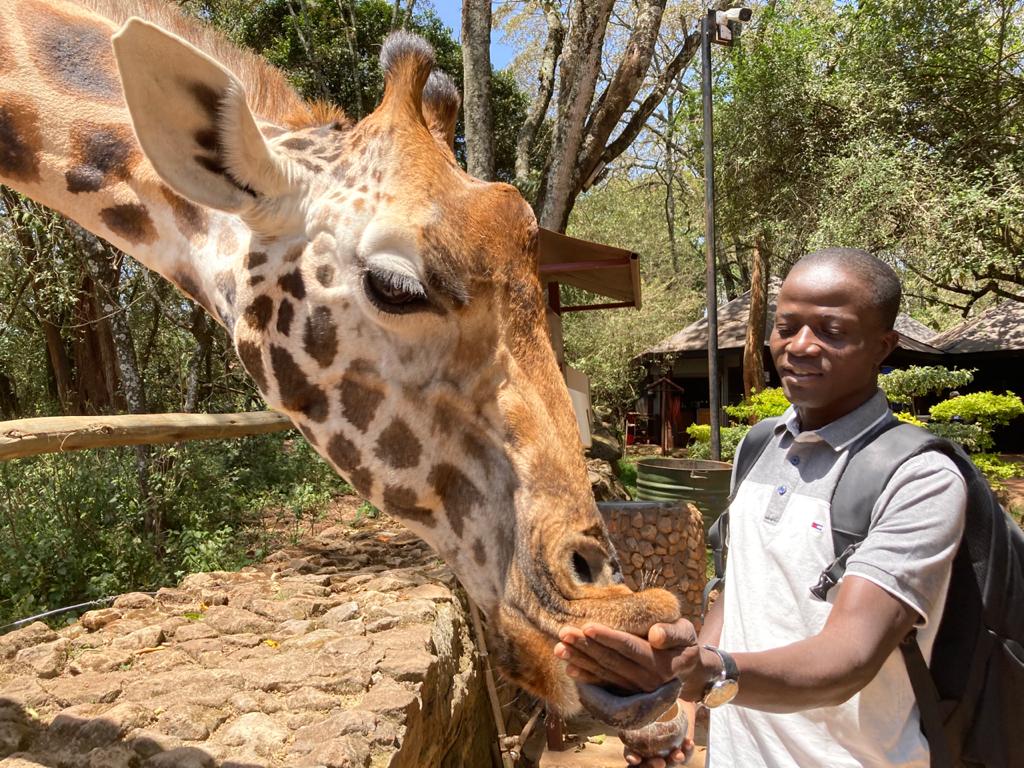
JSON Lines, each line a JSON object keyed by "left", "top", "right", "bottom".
{"left": 788, "top": 326, "right": 821, "bottom": 356}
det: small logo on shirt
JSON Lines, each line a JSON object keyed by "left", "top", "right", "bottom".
{"left": 810, "top": 521, "right": 824, "bottom": 532}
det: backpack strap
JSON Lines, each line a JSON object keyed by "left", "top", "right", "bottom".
{"left": 900, "top": 634, "right": 956, "bottom": 768}
{"left": 813, "top": 421, "right": 943, "bottom": 600}
{"left": 825, "top": 422, "right": 961, "bottom": 768}
{"left": 703, "top": 417, "right": 779, "bottom": 616}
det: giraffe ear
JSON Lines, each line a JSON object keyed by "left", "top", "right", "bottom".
{"left": 112, "top": 18, "right": 295, "bottom": 214}
{"left": 421, "top": 70, "right": 461, "bottom": 155}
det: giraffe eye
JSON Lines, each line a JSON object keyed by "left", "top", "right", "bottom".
{"left": 364, "top": 267, "right": 428, "bottom": 314}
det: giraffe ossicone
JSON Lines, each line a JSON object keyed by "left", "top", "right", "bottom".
{"left": 0, "top": 0, "right": 681, "bottom": 726}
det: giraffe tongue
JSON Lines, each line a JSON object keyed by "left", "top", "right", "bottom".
{"left": 576, "top": 679, "right": 682, "bottom": 730}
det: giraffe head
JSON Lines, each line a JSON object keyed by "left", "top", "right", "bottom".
{"left": 111, "top": 21, "right": 680, "bottom": 724}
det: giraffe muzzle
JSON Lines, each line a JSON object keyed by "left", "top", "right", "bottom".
{"left": 575, "top": 678, "right": 683, "bottom": 730}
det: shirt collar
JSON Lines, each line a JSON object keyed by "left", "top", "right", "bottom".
{"left": 777, "top": 389, "right": 892, "bottom": 451}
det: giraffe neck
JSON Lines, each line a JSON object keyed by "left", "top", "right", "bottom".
{"left": 0, "top": 0, "right": 257, "bottom": 325}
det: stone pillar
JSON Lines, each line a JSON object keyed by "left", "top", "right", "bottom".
{"left": 599, "top": 501, "right": 707, "bottom": 628}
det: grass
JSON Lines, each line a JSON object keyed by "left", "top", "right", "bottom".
{"left": 617, "top": 457, "right": 639, "bottom": 499}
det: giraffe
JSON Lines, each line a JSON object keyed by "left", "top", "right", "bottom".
{"left": 0, "top": 0, "right": 683, "bottom": 726}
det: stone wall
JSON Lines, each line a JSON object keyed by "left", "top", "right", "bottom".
{"left": 0, "top": 522, "right": 495, "bottom": 768}
{"left": 599, "top": 501, "right": 707, "bottom": 626}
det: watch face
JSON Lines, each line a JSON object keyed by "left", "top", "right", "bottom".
{"left": 703, "top": 679, "right": 739, "bottom": 708}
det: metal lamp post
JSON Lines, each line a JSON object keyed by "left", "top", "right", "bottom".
{"left": 702, "top": 5, "right": 751, "bottom": 461}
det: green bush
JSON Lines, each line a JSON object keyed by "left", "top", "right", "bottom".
{"left": 724, "top": 388, "right": 791, "bottom": 423}
{"left": 924, "top": 421, "right": 993, "bottom": 453}
{"left": 929, "top": 391, "right": 1024, "bottom": 431}
{"left": 0, "top": 432, "right": 354, "bottom": 626}
{"left": 969, "top": 453, "right": 1022, "bottom": 485}
{"left": 879, "top": 366, "right": 975, "bottom": 405}
{"left": 686, "top": 424, "right": 751, "bottom": 461}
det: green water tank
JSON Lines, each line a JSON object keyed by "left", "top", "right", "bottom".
{"left": 635, "top": 458, "right": 732, "bottom": 538}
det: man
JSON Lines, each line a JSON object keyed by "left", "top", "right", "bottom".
{"left": 555, "top": 249, "right": 967, "bottom": 767}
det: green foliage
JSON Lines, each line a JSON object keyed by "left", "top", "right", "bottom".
{"left": 879, "top": 366, "right": 976, "bottom": 404}
{"left": 924, "top": 421, "right": 994, "bottom": 454}
{"left": 0, "top": 434, "right": 352, "bottom": 626}
{"left": 686, "top": 424, "right": 751, "bottom": 462}
{"left": 617, "top": 458, "right": 639, "bottom": 499}
{"left": 970, "top": 453, "right": 1022, "bottom": 485}
{"left": 724, "top": 388, "right": 790, "bottom": 423}
{"left": 929, "top": 392, "right": 1024, "bottom": 431}
{"left": 894, "top": 411, "right": 926, "bottom": 427}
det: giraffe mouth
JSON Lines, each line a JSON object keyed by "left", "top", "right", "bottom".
{"left": 575, "top": 679, "right": 682, "bottom": 730}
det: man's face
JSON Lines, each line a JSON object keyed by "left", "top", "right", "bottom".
{"left": 769, "top": 264, "right": 899, "bottom": 428}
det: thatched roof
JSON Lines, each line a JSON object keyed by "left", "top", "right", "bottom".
{"left": 930, "top": 301, "right": 1024, "bottom": 353}
{"left": 641, "top": 280, "right": 942, "bottom": 357}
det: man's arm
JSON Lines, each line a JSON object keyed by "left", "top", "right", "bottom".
{"left": 558, "top": 574, "right": 916, "bottom": 710}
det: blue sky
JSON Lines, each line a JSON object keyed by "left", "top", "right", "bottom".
{"left": 430, "top": 1, "right": 517, "bottom": 70}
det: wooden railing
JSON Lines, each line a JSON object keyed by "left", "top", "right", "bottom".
{"left": 0, "top": 411, "right": 293, "bottom": 461}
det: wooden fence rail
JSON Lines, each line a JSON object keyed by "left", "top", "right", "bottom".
{"left": 0, "top": 412, "right": 293, "bottom": 461}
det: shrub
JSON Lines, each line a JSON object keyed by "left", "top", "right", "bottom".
{"left": 879, "top": 366, "right": 975, "bottom": 406}
{"left": 686, "top": 424, "right": 751, "bottom": 461}
{"left": 724, "top": 388, "right": 790, "bottom": 423}
{"left": 929, "top": 391, "right": 1024, "bottom": 432}
{"left": 970, "top": 453, "right": 1022, "bottom": 485}
{"left": 924, "top": 421, "right": 993, "bottom": 453}
{"left": 894, "top": 411, "right": 925, "bottom": 427}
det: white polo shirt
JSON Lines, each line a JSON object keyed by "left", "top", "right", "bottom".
{"left": 709, "top": 390, "right": 967, "bottom": 768}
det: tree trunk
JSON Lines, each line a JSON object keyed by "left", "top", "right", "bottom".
{"left": 743, "top": 234, "right": 770, "bottom": 399}
{"left": 537, "top": 0, "right": 615, "bottom": 230}
{"left": 74, "top": 226, "right": 159, "bottom": 543}
{"left": 462, "top": 0, "right": 495, "bottom": 181}
{"left": 0, "top": 372, "right": 19, "bottom": 419}
{"left": 515, "top": 4, "right": 563, "bottom": 191}
{"left": 184, "top": 306, "right": 212, "bottom": 413}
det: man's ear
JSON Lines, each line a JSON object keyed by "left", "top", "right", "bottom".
{"left": 112, "top": 18, "right": 297, "bottom": 214}
{"left": 878, "top": 329, "right": 900, "bottom": 365}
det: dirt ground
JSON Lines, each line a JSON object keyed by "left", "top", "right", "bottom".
{"left": 540, "top": 711, "right": 708, "bottom": 768}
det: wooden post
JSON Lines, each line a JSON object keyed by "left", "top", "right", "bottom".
{"left": 0, "top": 412, "right": 293, "bottom": 461}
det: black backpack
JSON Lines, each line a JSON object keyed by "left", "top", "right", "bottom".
{"left": 707, "top": 417, "right": 1024, "bottom": 768}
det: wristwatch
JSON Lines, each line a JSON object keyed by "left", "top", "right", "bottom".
{"left": 701, "top": 645, "right": 740, "bottom": 708}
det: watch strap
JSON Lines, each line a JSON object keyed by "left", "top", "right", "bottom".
{"left": 703, "top": 645, "right": 739, "bottom": 682}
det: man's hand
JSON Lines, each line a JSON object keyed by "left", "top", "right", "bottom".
{"left": 620, "top": 699, "right": 696, "bottom": 767}
{"left": 553, "top": 618, "right": 709, "bottom": 699}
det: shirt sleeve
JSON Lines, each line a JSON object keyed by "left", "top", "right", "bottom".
{"left": 843, "top": 451, "right": 967, "bottom": 627}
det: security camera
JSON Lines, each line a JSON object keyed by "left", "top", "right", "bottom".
{"left": 721, "top": 7, "right": 753, "bottom": 22}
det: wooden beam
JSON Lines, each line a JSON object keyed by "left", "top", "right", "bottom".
{"left": 0, "top": 412, "right": 294, "bottom": 461}
{"left": 560, "top": 301, "right": 635, "bottom": 312}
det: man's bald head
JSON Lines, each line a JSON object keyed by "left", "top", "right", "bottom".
{"left": 789, "top": 248, "right": 902, "bottom": 330}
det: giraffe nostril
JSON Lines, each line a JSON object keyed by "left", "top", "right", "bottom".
{"left": 572, "top": 551, "right": 595, "bottom": 584}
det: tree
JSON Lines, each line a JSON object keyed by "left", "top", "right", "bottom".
{"left": 462, "top": 0, "right": 495, "bottom": 179}
{"left": 484, "top": 0, "right": 720, "bottom": 231}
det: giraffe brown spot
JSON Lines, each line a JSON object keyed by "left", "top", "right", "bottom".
{"left": 326, "top": 432, "right": 361, "bottom": 476}
{"left": 278, "top": 270, "right": 306, "bottom": 300}
{"left": 65, "top": 122, "right": 140, "bottom": 193}
{"left": 244, "top": 251, "right": 268, "bottom": 270}
{"left": 271, "top": 345, "right": 328, "bottom": 422}
{"left": 276, "top": 299, "right": 294, "bottom": 336}
{"left": 0, "top": 95, "right": 42, "bottom": 182}
{"left": 323, "top": 151, "right": 342, "bottom": 164}
{"left": 315, "top": 265, "right": 335, "bottom": 287}
{"left": 282, "top": 137, "right": 314, "bottom": 151}
{"left": 383, "top": 485, "right": 435, "bottom": 528}
{"left": 296, "top": 158, "right": 321, "bottom": 173}
{"left": 374, "top": 418, "right": 422, "bottom": 469}
{"left": 159, "top": 186, "right": 208, "bottom": 240}
{"left": 350, "top": 468, "right": 373, "bottom": 497}
{"left": 428, "top": 463, "right": 483, "bottom": 538}
{"left": 473, "top": 539, "right": 487, "bottom": 566}
{"left": 99, "top": 203, "right": 156, "bottom": 245}
{"left": 303, "top": 306, "right": 338, "bottom": 367}
{"left": 249, "top": 276, "right": 265, "bottom": 286}
{"left": 236, "top": 340, "right": 268, "bottom": 391}
{"left": 338, "top": 360, "right": 384, "bottom": 433}
{"left": 298, "top": 423, "right": 319, "bottom": 447}
{"left": 28, "top": 5, "right": 119, "bottom": 101}
{"left": 285, "top": 244, "right": 304, "bottom": 263}
{"left": 244, "top": 295, "right": 274, "bottom": 331}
